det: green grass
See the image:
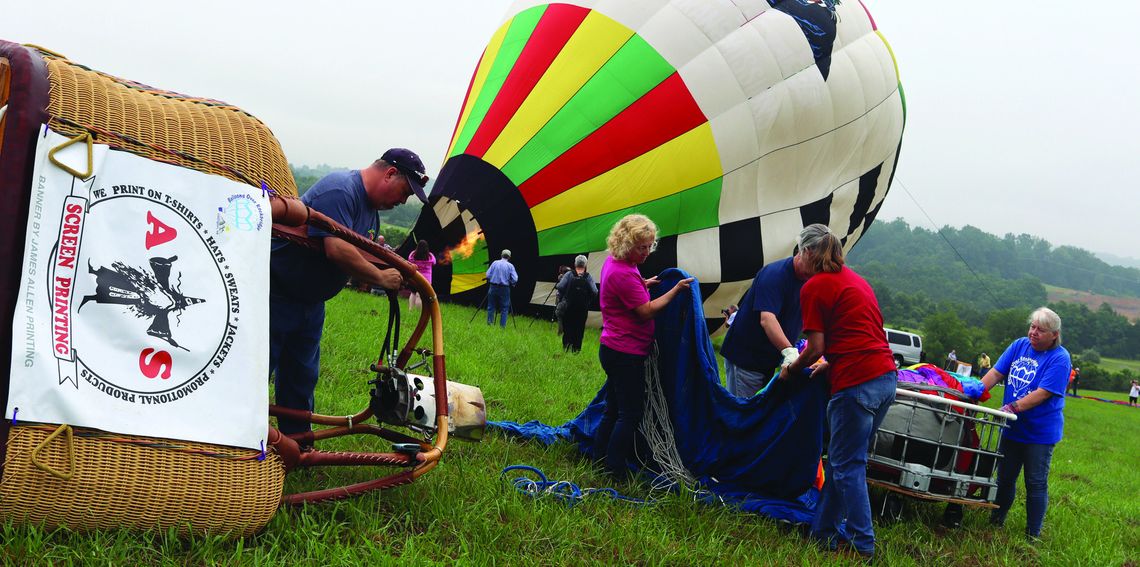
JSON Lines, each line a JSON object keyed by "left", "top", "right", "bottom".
{"left": 1098, "top": 357, "right": 1140, "bottom": 375}
{"left": 3, "top": 291, "right": 1138, "bottom": 565}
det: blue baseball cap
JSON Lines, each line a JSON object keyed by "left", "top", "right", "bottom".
{"left": 381, "top": 147, "right": 429, "bottom": 203}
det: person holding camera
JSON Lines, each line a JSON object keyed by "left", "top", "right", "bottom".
{"left": 485, "top": 249, "right": 518, "bottom": 327}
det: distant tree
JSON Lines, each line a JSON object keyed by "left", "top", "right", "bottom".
{"left": 985, "top": 308, "right": 1030, "bottom": 352}
{"left": 1080, "top": 348, "right": 1101, "bottom": 364}
{"left": 923, "top": 311, "right": 972, "bottom": 366}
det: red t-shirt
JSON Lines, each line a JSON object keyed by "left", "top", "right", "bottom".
{"left": 599, "top": 255, "right": 653, "bottom": 355}
{"left": 800, "top": 266, "right": 895, "bottom": 394}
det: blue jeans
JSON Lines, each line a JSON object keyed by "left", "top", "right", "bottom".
{"left": 269, "top": 295, "right": 325, "bottom": 435}
{"left": 487, "top": 284, "right": 511, "bottom": 327}
{"left": 594, "top": 344, "right": 648, "bottom": 480}
{"left": 811, "top": 371, "right": 897, "bottom": 555}
{"left": 724, "top": 358, "right": 738, "bottom": 395}
{"left": 991, "top": 438, "right": 1055, "bottom": 538}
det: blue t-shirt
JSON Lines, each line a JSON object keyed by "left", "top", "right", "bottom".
{"left": 270, "top": 170, "right": 378, "bottom": 303}
{"left": 995, "top": 337, "right": 1070, "bottom": 444}
{"left": 720, "top": 257, "right": 804, "bottom": 372}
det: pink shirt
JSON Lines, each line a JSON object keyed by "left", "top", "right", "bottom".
{"left": 599, "top": 255, "right": 653, "bottom": 355}
{"left": 408, "top": 252, "right": 435, "bottom": 283}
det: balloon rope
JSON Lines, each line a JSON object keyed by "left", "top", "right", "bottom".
{"left": 638, "top": 344, "right": 694, "bottom": 489}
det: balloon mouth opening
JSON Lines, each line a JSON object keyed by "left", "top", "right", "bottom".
{"left": 403, "top": 154, "right": 540, "bottom": 306}
{"left": 432, "top": 197, "right": 486, "bottom": 267}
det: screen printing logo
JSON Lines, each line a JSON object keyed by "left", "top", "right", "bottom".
{"left": 217, "top": 192, "right": 265, "bottom": 235}
{"left": 56, "top": 185, "right": 242, "bottom": 405}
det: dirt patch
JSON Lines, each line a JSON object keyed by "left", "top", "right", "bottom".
{"left": 1059, "top": 472, "right": 1090, "bottom": 484}
{"left": 1047, "top": 287, "right": 1140, "bottom": 322}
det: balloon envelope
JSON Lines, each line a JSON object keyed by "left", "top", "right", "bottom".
{"left": 408, "top": 0, "right": 905, "bottom": 322}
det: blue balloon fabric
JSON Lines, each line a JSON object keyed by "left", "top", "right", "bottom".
{"left": 490, "top": 269, "right": 830, "bottom": 524}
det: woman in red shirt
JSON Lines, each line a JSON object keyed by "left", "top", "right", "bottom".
{"left": 594, "top": 214, "right": 691, "bottom": 480}
{"left": 778, "top": 224, "right": 896, "bottom": 561}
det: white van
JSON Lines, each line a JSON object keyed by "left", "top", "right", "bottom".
{"left": 884, "top": 328, "right": 924, "bottom": 368}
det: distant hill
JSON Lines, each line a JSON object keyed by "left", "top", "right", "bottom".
{"left": 850, "top": 218, "right": 1140, "bottom": 302}
{"left": 1096, "top": 251, "right": 1140, "bottom": 271}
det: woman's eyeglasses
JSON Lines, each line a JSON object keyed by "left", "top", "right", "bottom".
{"left": 635, "top": 240, "right": 659, "bottom": 253}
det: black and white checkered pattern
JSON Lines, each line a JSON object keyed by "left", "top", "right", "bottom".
{"left": 528, "top": 155, "right": 897, "bottom": 326}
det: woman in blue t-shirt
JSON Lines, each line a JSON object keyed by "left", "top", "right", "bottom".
{"left": 980, "top": 307, "right": 1071, "bottom": 541}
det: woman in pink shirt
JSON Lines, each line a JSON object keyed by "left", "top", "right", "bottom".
{"left": 594, "top": 214, "right": 692, "bottom": 480}
{"left": 407, "top": 239, "right": 435, "bottom": 310}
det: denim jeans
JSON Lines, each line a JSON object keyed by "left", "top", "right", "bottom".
{"left": 487, "top": 284, "right": 511, "bottom": 327}
{"left": 811, "top": 371, "right": 897, "bottom": 555}
{"left": 594, "top": 344, "right": 648, "bottom": 480}
{"left": 991, "top": 438, "right": 1055, "bottom": 538}
{"left": 724, "top": 358, "right": 738, "bottom": 395}
{"left": 269, "top": 295, "right": 326, "bottom": 435}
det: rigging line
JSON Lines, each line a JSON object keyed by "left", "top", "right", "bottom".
{"left": 893, "top": 178, "right": 1003, "bottom": 307}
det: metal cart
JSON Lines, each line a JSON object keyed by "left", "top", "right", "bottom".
{"left": 867, "top": 383, "right": 1017, "bottom": 517}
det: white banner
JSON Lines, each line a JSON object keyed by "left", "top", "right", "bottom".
{"left": 7, "top": 130, "right": 270, "bottom": 450}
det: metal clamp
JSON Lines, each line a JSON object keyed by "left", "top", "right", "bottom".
{"left": 48, "top": 131, "right": 94, "bottom": 179}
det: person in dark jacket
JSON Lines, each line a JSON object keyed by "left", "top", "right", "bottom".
{"left": 556, "top": 254, "right": 597, "bottom": 353}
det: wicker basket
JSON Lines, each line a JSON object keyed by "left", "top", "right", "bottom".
{"left": 0, "top": 42, "right": 291, "bottom": 535}
{"left": 0, "top": 425, "right": 284, "bottom": 536}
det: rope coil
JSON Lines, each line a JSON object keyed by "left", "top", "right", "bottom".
{"left": 499, "top": 465, "right": 652, "bottom": 507}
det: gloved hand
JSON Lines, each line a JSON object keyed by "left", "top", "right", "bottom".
{"left": 962, "top": 381, "right": 985, "bottom": 400}
{"left": 999, "top": 401, "right": 1020, "bottom": 414}
{"left": 780, "top": 347, "right": 799, "bottom": 368}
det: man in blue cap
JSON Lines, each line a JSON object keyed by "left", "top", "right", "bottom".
{"left": 269, "top": 148, "right": 429, "bottom": 438}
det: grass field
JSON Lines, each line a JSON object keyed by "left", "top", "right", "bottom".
{"left": 1098, "top": 357, "right": 1140, "bottom": 375}
{"left": 3, "top": 291, "right": 1138, "bottom": 565}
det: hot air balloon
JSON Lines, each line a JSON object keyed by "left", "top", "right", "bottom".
{"left": 408, "top": 0, "right": 905, "bottom": 325}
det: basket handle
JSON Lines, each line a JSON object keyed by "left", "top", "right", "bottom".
{"left": 30, "top": 423, "right": 76, "bottom": 480}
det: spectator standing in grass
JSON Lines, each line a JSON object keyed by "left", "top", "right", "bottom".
{"left": 980, "top": 307, "right": 1070, "bottom": 542}
{"left": 407, "top": 239, "right": 435, "bottom": 310}
{"left": 977, "top": 352, "right": 991, "bottom": 377}
{"left": 1129, "top": 380, "right": 1138, "bottom": 407}
{"left": 485, "top": 249, "right": 518, "bottom": 327}
{"left": 556, "top": 254, "right": 598, "bottom": 353}
{"left": 1067, "top": 367, "right": 1080, "bottom": 396}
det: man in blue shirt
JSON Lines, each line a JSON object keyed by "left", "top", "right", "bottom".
{"left": 270, "top": 148, "right": 429, "bottom": 437}
{"left": 980, "top": 307, "right": 1070, "bottom": 541}
{"left": 485, "top": 249, "right": 518, "bottom": 327}
{"left": 720, "top": 254, "right": 811, "bottom": 397}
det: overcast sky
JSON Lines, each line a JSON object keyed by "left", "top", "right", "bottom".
{"left": 4, "top": 1, "right": 1137, "bottom": 261}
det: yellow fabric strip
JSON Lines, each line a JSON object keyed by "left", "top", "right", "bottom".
{"left": 876, "top": 30, "right": 901, "bottom": 83}
{"left": 451, "top": 272, "right": 488, "bottom": 295}
{"left": 447, "top": 22, "right": 511, "bottom": 158}
{"left": 529, "top": 123, "right": 721, "bottom": 232}
{"left": 482, "top": 12, "right": 633, "bottom": 168}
